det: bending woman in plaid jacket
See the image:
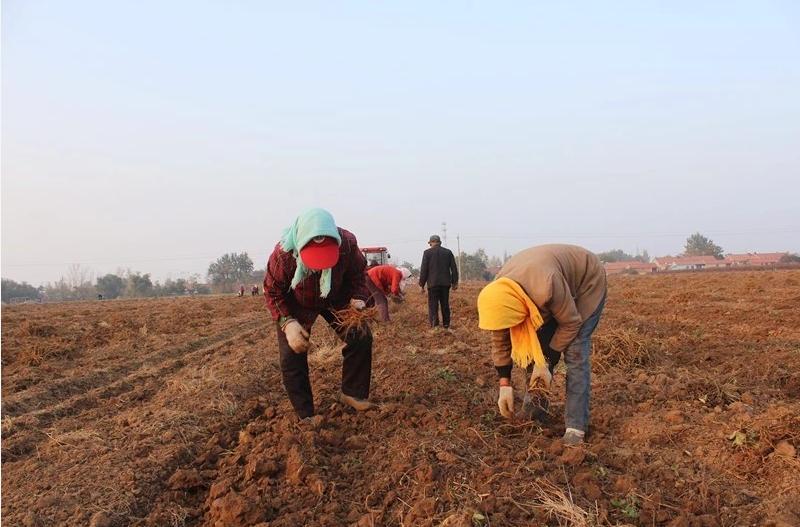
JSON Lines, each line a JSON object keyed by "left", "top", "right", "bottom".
{"left": 264, "top": 208, "right": 375, "bottom": 419}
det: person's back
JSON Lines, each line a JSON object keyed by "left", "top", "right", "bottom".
{"left": 420, "top": 245, "right": 458, "bottom": 288}
{"left": 497, "top": 244, "right": 605, "bottom": 324}
{"left": 419, "top": 235, "right": 459, "bottom": 329}
{"left": 367, "top": 264, "right": 403, "bottom": 295}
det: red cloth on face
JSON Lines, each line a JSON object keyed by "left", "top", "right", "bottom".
{"left": 263, "top": 228, "right": 369, "bottom": 326}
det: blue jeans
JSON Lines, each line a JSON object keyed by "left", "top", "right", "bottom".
{"left": 531, "top": 292, "right": 606, "bottom": 433}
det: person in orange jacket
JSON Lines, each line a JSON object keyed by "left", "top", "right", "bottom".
{"left": 366, "top": 265, "right": 411, "bottom": 321}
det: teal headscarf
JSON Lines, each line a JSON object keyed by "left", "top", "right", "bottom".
{"left": 280, "top": 208, "right": 342, "bottom": 298}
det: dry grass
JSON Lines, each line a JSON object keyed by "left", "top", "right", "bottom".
{"left": 593, "top": 328, "right": 651, "bottom": 373}
{"left": 531, "top": 478, "right": 596, "bottom": 527}
{"left": 41, "top": 428, "right": 107, "bottom": 456}
{"left": 166, "top": 504, "right": 190, "bottom": 527}
{"left": 166, "top": 365, "right": 223, "bottom": 396}
{"left": 18, "top": 321, "right": 58, "bottom": 338}
{"left": 20, "top": 346, "right": 47, "bottom": 366}
{"left": 213, "top": 390, "right": 239, "bottom": 416}
{"left": 2, "top": 415, "right": 14, "bottom": 435}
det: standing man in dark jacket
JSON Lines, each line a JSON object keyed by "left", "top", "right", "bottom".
{"left": 419, "top": 234, "right": 459, "bottom": 329}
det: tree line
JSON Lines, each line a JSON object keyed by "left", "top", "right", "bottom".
{"left": 4, "top": 235, "right": 797, "bottom": 303}
{"left": 2, "top": 252, "right": 261, "bottom": 303}
{"left": 1, "top": 270, "right": 213, "bottom": 303}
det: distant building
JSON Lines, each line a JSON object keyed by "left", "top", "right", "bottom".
{"left": 725, "top": 252, "right": 787, "bottom": 267}
{"left": 604, "top": 261, "right": 657, "bottom": 275}
{"left": 653, "top": 255, "right": 730, "bottom": 271}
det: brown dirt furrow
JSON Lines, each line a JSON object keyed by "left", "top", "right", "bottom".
{"left": 1, "top": 322, "right": 266, "bottom": 465}
{"left": 2, "top": 297, "right": 277, "bottom": 526}
{"left": 2, "top": 313, "right": 259, "bottom": 414}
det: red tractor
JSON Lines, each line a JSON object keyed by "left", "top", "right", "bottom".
{"left": 361, "top": 246, "right": 391, "bottom": 268}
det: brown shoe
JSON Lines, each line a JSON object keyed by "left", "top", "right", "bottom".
{"left": 339, "top": 393, "right": 375, "bottom": 412}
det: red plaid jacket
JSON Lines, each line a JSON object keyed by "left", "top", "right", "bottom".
{"left": 263, "top": 228, "right": 369, "bottom": 327}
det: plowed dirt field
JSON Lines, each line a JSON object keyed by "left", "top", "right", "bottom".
{"left": 2, "top": 270, "right": 799, "bottom": 526}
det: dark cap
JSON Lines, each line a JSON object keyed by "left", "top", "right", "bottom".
{"left": 428, "top": 235, "right": 441, "bottom": 244}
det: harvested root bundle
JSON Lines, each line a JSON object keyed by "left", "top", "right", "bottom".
{"left": 522, "top": 372, "right": 551, "bottom": 420}
{"left": 526, "top": 364, "right": 552, "bottom": 398}
{"left": 331, "top": 306, "right": 379, "bottom": 335}
{"left": 527, "top": 377, "right": 550, "bottom": 398}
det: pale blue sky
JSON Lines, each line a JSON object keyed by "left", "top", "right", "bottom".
{"left": 3, "top": 1, "right": 799, "bottom": 285}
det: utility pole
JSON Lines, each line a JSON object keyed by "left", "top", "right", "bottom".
{"left": 457, "top": 234, "right": 464, "bottom": 282}
{"left": 441, "top": 221, "right": 447, "bottom": 246}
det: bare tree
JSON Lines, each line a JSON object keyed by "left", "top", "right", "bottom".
{"left": 66, "top": 264, "right": 95, "bottom": 289}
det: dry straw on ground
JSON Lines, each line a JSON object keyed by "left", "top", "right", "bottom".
{"left": 592, "top": 327, "right": 650, "bottom": 373}
{"left": 531, "top": 478, "right": 595, "bottom": 527}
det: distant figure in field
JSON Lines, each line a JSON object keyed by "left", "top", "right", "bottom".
{"left": 97, "top": 294, "right": 103, "bottom": 301}
{"left": 263, "top": 208, "right": 375, "bottom": 419}
{"left": 251, "top": 284, "right": 259, "bottom": 296}
{"left": 238, "top": 285, "right": 245, "bottom": 297}
{"left": 419, "top": 235, "right": 458, "bottom": 330}
{"left": 477, "top": 244, "right": 607, "bottom": 445}
{"left": 366, "top": 265, "right": 410, "bottom": 321}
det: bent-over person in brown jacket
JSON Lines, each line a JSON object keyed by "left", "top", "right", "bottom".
{"left": 477, "top": 244, "right": 607, "bottom": 445}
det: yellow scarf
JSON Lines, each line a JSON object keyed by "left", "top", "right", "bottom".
{"left": 477, "top": 277, "right": 546, "bottom": 369}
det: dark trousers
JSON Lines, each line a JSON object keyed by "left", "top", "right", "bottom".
{"left": 534, "top": 319, "right": 562, "bottom": 374}
{"left": 427, "top": 286, "right": 451, "bottom": 328}
{"left": 366, "top": 279, "right": 390, "bottom": 322}
{"left": 276, "top": 310, "right": 373, "bottom": 418}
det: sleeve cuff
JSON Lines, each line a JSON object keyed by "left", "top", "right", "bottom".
{"left": 495, "top": 365, "right": 512, "bottom": 378}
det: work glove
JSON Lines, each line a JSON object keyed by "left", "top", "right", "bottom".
{"left": 350, "top": 299, "right": 366, "bottom": 310}
{"left": 284, "top": 320, "right": 310, "bottom": 354}
{"left": 528, "top": 363, "right": 553, "bottom": 391}
{"left": 498, "top": 386, "right": 514, "bottom": 418}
